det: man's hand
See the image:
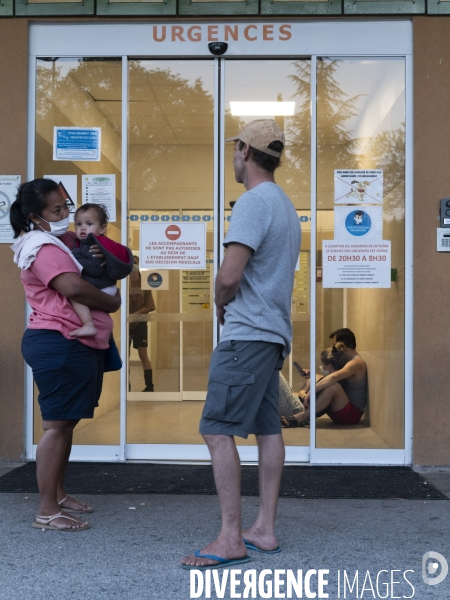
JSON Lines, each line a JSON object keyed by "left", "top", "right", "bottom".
{"left": 216, "top": 306, "right": 225, "bottom": 325}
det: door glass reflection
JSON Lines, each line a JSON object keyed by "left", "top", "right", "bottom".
{"left": 34, "top": 58, "right": 123, "bottom": 446}
{"left": 315, "top": 58, "right": 405, "bottom": 450}
{"left": 224, "top": 60, "right": 311, "bottom": 448}
{"left": 126, "top": 60, "right": 215, "bottom": 445}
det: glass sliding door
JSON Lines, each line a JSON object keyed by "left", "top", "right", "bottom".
{"left": 126, "top": 60, "right": 215, "bottom": 446}
{"left": 314, "top": 58, "right": 406, "bottom": 456}
{"left": 30, "top": 30, "right": 410, "bottom": 465}
{"left": 126, "top": 58, "right": 312, "bottom": 458}
{"left": 34, "top": 57, "right": 123, "bottom": 447}
{"left": 223, "top": 59, "right": 311, "bottom": 457}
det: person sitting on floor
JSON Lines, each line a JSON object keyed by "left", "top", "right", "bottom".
{"left": 278, "top": 371, "right": 304, "bottom": 423}
{"left": 283, "top": 327, "right": 368, "bottom": 427}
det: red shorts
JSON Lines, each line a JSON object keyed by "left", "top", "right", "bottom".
{"left": 328, "top": 402, "right": 363, "bottom": 425}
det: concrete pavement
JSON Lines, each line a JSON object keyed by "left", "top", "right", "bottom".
{"left": 0, "top": 465, "right": 449, "bottom": 600}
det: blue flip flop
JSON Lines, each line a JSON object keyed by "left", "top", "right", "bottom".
{"left": 181, "top": 550, "right": 251, "bottom": 571}
{"left": 243, "top": 538, "right": 282, "bottom": 554}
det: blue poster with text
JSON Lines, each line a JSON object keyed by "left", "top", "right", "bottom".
{"left": 53, "top": 127, "right": 101, "bottom": 161}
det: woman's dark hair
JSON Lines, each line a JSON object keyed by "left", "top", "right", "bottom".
{"left": 238, "top": 140, "right": 283, "bottom": 173}
{"left": 75, "top": 203, "right": 109, "bottom": 227}
{"left": 10, "top": 178, "right": 60, "bottom": 239}
{"left": 320, "top": 343, "right": 346, "bottom": 371}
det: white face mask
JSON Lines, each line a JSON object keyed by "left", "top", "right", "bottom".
{"left": 319, "top": 365, "right": 330, "bottom": 376}
{"left": 37, "top": 215, "right": 70, "bottom": 237}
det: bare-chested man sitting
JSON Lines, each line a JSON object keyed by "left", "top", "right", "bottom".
{"left": 287, "top": 328, "right": 367, "bottom": 426}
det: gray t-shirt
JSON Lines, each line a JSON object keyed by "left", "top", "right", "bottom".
{"left": 220, "top": 181, "right": 301, "bottom": 358}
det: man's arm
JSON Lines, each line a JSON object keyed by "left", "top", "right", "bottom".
{"left": 315, "top": 359, "right": 365, "bottom": 393}
{"left": 215, "top": 242, "right": 252, "bottom": 324}
{"left": 49, "top": 272, "right": 121, "bottom": 313}
{"left": 132, "top": 291, "right": 155, "bottom": 316}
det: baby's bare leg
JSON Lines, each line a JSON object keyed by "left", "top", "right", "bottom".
{"left": 69, "top": 300, "right": 97, "bottom": 337}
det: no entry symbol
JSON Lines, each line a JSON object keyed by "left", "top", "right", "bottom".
{"left": 165, "top": 225, "right": 181, "bottom": 241}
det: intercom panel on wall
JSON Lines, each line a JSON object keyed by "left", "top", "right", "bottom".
{"left": 437, "top": 228, "right": 450, "bottom": 251}
{"left": 440, "top": 198, "right": 450, "bottom": 227}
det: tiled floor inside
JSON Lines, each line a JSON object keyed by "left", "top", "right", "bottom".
{"left": 71, "top": 361, "right": 391, "bottom": 449}
{"left": 73, "top": 401, "right": 390, "bottom": 449}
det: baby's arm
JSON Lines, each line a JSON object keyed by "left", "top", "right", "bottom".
{"left": 68, "top": 299, "right": 97, "bottom": 338}
{"left": 69, "top": 241, "right": 103, "bottom": 337}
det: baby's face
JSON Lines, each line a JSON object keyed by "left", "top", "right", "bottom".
{"left": 75, "top": 209, "right": 106, "bottom": 240}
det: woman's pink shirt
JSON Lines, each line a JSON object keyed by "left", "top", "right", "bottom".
{"left": 20, "top": 233, "right": 113, "bottom": 349}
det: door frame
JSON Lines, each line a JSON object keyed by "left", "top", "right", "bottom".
{"left": 27, "top": 20, "right": 413, "bottom": 465}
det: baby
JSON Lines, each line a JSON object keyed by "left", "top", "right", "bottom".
{"left": 70, "top": 203, "right": 133, "bottom": 337}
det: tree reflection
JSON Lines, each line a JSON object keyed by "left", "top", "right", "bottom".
{"left": 361, "top": 124, "right": 405, "bottom": 221}
{"left": 285, "top": 59, "right": 361, "bottom": 195}
{"left": 36, "top": 58, "right": 123, "bottom": 169}
{"left": 284, "top": 58, "right": 405, "bottom": 219}
{"left": 36, "top": 57, "right": 405, "bottom": 218}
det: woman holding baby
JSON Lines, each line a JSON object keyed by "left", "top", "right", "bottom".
{"left": 10, "top": 178, "right": 129, "bottom": 532}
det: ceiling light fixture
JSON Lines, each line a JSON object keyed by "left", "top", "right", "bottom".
{"left": 230, "top": 101, "right": 295, "bottom": 116}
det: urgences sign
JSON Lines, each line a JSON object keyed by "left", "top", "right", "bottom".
{"left": 150, "top": 23, "right": 292, "bottom": 43}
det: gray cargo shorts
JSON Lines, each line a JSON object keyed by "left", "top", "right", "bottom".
{"left": 199, "top": 339, "right": 284, "bottom": 439}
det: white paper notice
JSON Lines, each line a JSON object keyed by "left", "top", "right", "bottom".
{"left": 140, "top": 222, "right": 206, "bottom": 270}
{"left": 44, "top": 175, "right": 77, "bottom": 223}
{"left": 334, "top": 206, "right": 383, "bottom": 240}
{"left": 322, "top": 240, "right": 391, "bottom": 288}
{"left": 0, "top": 175, "right": 20, "bottom": 243}
{"left": 334, "top": 170, "right": 383, "bottom": 204}
{"left": 82, "top": 175, "right": 116, "bottom": 223}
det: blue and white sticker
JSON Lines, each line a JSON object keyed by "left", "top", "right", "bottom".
{"left": 140, "top": 269, "right": 169, "bottom": 291}
{"left": 53, "top": 127, "right": 101, "bottom": 161}
{"left": 147, "top": 273, "right": 163, "bottom": 288}
{"left": 334, "top": 206, "right": 382, "bottom": 240}
{"left": 344, "top": 210, "right": 372, "bottom": 237}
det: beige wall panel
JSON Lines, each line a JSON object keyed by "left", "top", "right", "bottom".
{"left": 359, "top": 351, "right": 404, "bottom": 449}
{"left": 0, "top": 20, "right": 28, "bottom": 459}
{"left": 414, "top": 17, "right": 450, "bottom": 465}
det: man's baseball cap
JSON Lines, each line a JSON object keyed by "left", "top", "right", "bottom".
{"left": 225, "top": 119, "right": 285, "bottom": 158}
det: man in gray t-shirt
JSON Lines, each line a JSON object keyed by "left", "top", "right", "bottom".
{"left": 220, "top": 181, "right": 300, "bottom": 357}
{"left": 182, "top": 120, "right": 301, "bottom": 571}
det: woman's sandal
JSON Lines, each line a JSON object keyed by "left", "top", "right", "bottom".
{"left": 58, "top": 495, "right": 94, "bottom": 514}
{"left": 32, "top": 512, "right": 90, "bottom": 532}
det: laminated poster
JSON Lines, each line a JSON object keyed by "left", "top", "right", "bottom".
{"left": 44, "top": 175, "right": 77, "bottom": 223}
{"left": 53, "top": 127, "right": 101, "bottom": 162}
{"left": 334, "top": 170, "right": 383, "bottom": 204}
{"left": 82, "top": 175, "right": 116, "bottom": 223}
{"left": 0, "top": 175, "right": 20, "bottom": 244}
